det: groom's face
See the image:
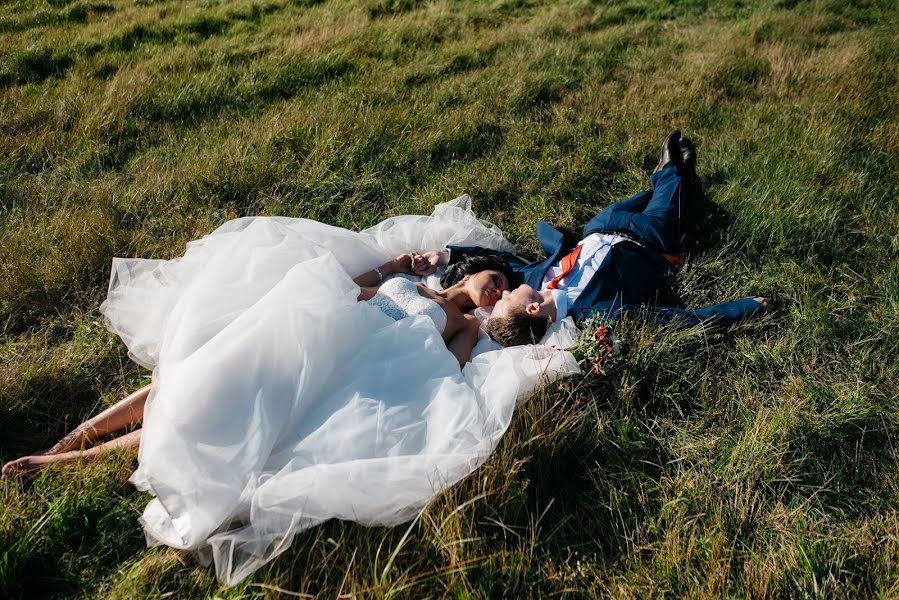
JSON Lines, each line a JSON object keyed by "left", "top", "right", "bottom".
{"left": 491, "top": 285, "right": 542, "bottom": 318}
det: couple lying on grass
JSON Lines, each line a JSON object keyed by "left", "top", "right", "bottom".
{"left": 2, "top": 130, "right": 771, "bottom": 584}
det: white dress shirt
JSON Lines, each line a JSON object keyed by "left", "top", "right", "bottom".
{"left": 541, "top": 233, "right": 635, "bottom": 320}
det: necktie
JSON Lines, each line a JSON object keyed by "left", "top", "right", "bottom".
{"left": 661, "top": 252, "right": 685, "bottom": 267}
{"left": 546, "top": 244, "right": 583, "bottom": 290}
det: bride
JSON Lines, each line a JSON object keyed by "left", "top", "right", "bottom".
{"left": 2, "top": 250, "right": 515, "bottom": 474}
{"left": 0, "top": 252, "right": 513, "bottom": 472}
{"left": 2, "top": 196, "right": 580, "bottom": 584}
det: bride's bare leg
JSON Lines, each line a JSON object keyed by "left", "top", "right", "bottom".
{"left": 2, "top": 430, "right": 142, "bottom": 477}
{"left": 44, "top": 384, "right": 151, "bottom": 454}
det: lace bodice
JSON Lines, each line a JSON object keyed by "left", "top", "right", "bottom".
{"left": 368, "top": 277, "right": 447, "bottom": 333}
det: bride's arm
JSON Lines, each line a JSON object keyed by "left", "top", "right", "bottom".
{"left": 354, "top": 253, "right": 422, "bottom": 299}
{"left": 353, "top": 254, "right": 411, "bottom": 288}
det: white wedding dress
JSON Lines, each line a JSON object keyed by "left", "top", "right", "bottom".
{"left": 100, "top": 195, "right": 580, "bottom": 585}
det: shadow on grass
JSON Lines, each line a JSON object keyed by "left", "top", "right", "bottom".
{"left": 0, "top": 47, "right": 74, "bottom": 86}
{"left": 0, "top": 369, "right": 100, "bottom": 461}
{"left": 681, "top": 177, "right": 736, "bottom": 257}
{"left": 787, "top": 414, "right": 899, "bottom": 519}
{"left": 521, "top": 424, "right": 663, "bottom": 564}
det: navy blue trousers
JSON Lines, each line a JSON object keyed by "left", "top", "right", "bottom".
{"left": 581, "top": 165, "right": 684, "bottom": 254}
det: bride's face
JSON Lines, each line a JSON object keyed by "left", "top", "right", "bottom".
{"left": 465, "top": 270, "right": 510, "bottom": 307}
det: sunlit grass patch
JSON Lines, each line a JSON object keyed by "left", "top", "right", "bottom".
{"left": 1, "top": 0, "right": 898, "bottom": 597}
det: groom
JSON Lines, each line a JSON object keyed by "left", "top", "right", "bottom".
{"left": 415, "top": 130, "right": 772, "bottom": 346}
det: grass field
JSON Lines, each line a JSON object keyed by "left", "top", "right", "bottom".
{"left": 1, "top": 0, "right": 898, "bottom": 597}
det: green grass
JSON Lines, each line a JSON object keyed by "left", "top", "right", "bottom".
{"left": 1, "top": 0, "right": 897, "bottom": 597}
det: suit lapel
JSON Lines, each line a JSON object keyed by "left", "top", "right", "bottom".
{"left": 527, "top": 221, "right": 566, "bottom": 288}
{"left": 536, "top": 221, "right": 565, "bottom": 257}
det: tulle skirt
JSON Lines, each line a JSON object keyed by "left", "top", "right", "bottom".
{"left": 100, "top": 195, "right": 580, "bottom": 584}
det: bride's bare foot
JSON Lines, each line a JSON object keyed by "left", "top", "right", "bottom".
{"left": 2, "top": 454, "right": 60, "bottom": 477}
{"left": 2, "top": 429, "right": 141, "bottom": 478}
{"left": 0, "top": 433, "right": 83, "bottom": 476}
{"left": 12, "top": 433, "right": 85, "bottom": 461}
{"left": 2, "top": 449, "right": 101, "bottom": 478}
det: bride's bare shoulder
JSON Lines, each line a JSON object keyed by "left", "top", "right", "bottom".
{"left": 414, "top": 282, "right": 440, "bottom": 299}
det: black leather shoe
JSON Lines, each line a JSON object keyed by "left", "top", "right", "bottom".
{"left": 652, "top": 129, "right": 682, "bottom": 175}
{"left": 678, "top": 136, "right": 697, "bottom": 182}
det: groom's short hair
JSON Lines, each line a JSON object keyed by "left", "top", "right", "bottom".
{"left": 486, "top": 308, "right": 550, "bottom": 347}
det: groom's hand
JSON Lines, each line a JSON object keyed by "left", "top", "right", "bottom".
{"left": 390, "top": 250, "right": 448, "bottom": 276}
{"left": 413, "top": 250, "right": 447, "bottom": 276}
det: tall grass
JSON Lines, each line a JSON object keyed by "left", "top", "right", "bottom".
{"left": 1, "top": 0, "right": 897, "bottom": 597}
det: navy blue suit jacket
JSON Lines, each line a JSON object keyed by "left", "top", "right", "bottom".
{"left": 449, "top": 221, "right": 764, "bottom": 330}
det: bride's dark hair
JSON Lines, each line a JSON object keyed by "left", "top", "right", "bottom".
{"left": 439, "top": 255, "right": 515, "bottom": 290}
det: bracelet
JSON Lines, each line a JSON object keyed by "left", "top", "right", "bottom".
{"left": 374, "top": 267, "right": 383, "bottom": 283}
